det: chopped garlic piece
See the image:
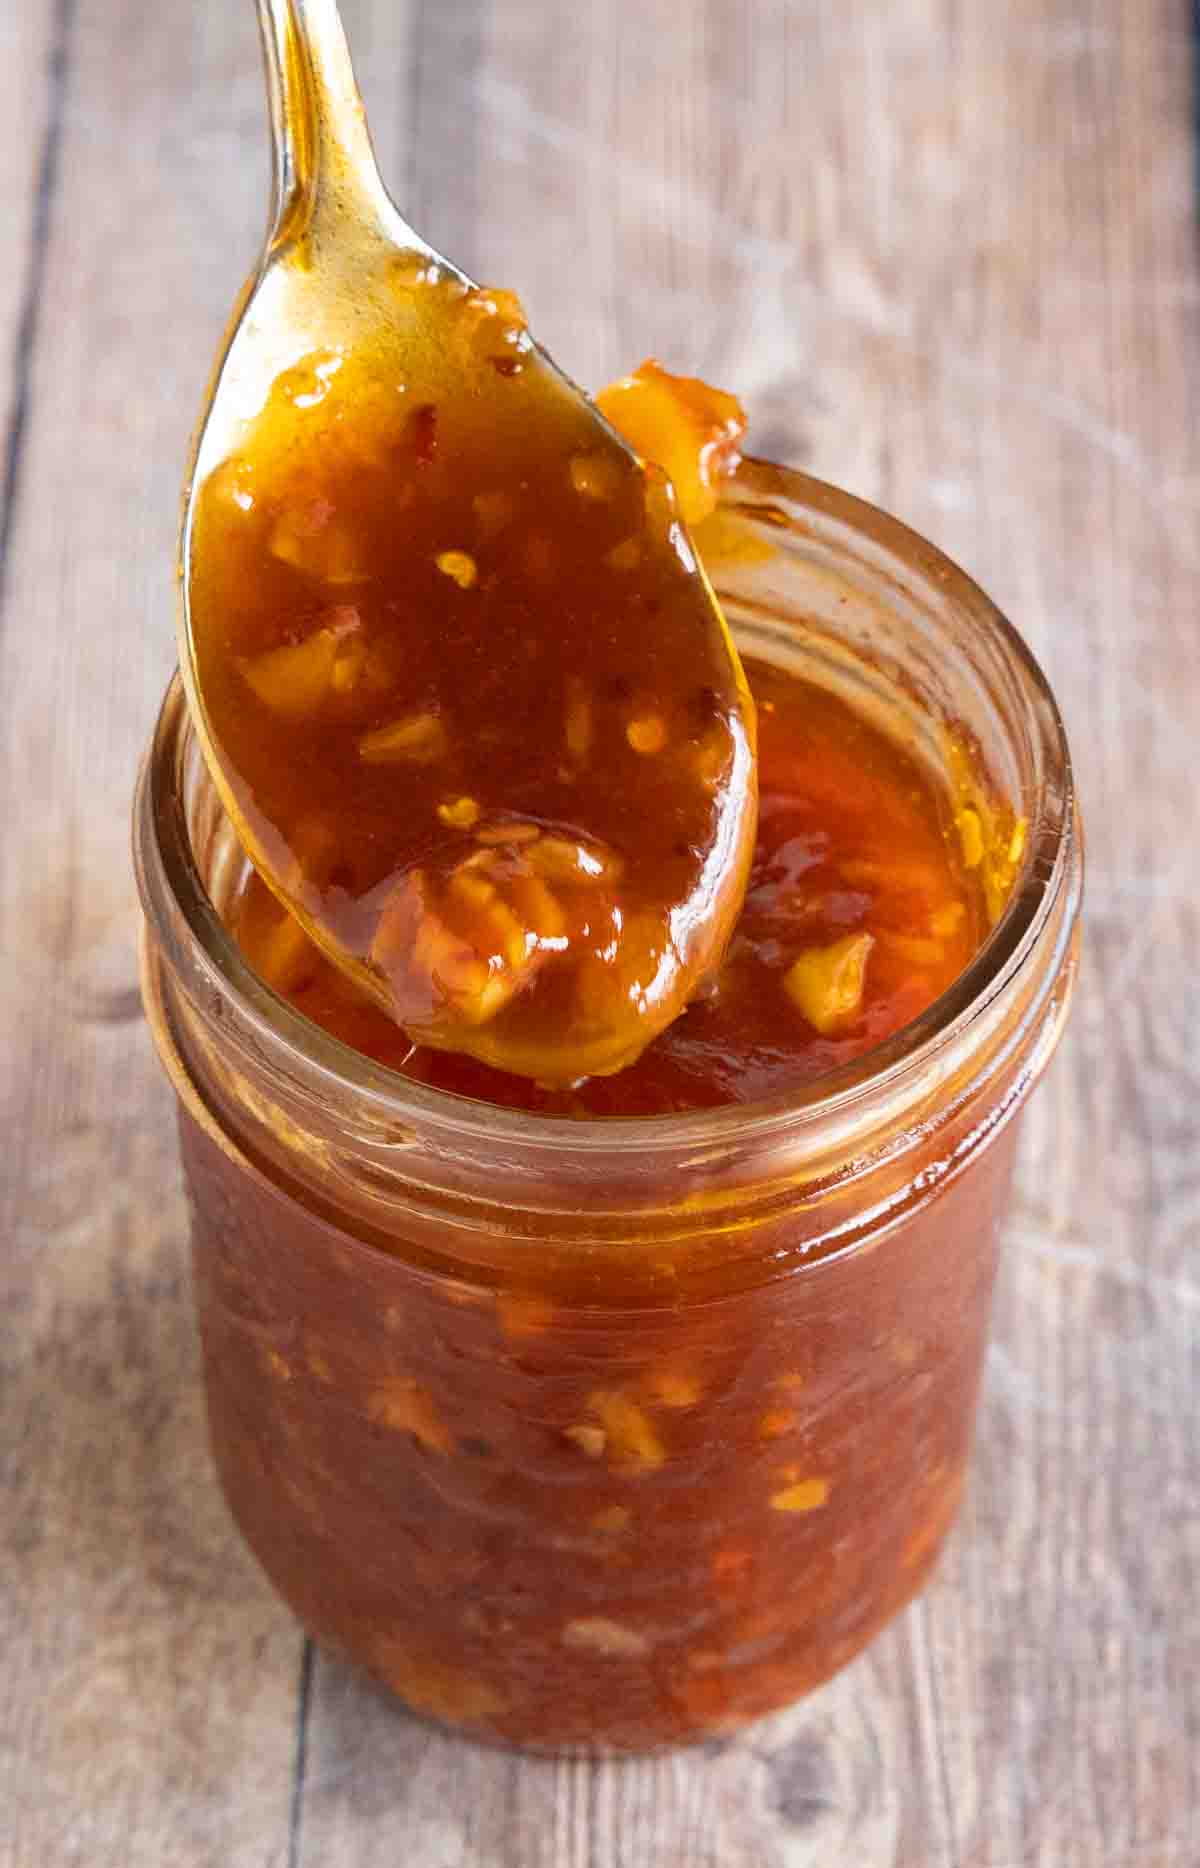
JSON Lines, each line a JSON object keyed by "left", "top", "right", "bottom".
{"left": 358, "top": 712, "right": 448, "bottom": 763}
{"left": 372, "top": 877, "right": 506, "bottom": 1026}
{"left": 486, "top": 288, "right": 526, "bottom": 327}
{"left": 528, "top": 835, "right": 620, "bottom": 885}
{"left": 770, "top": 1477, "right": 829, "bottom": 1513}
{"left": 446, "top": 870, "right": 532, "bottom": 970}
{"left": 437, "top": 795, "right": 481, "bottom": 829}
{"left": 783, "top": 932, "right": 874, "bottom": 1034}
{"left": 564, "top": 679, "right": 593, "bottom": 759}
{"left": 435, "top": 549, "right": 477, "bottom": 589}
{"left": 956, "top": 808, "right": 984, "bottom": 868}
{"left": 371, "top": 850, "right": 566, "bottom": 1030}
{"left": 475, "top": 820, "right": 541, "bottom": 846}
{"left": 329, "top": 635, "right": 367, "bottom": 694}
{"left": 239, "top": 627, "right": 340, "bottom": 717}
{"left": 367, "top": 1378, "right": 453, "bottom": 1454}
{"left": 838, "top": 858, "right": 941, "bottom": 893}
{"left": 205, "top": 455, "right": 256, "bottom": 514}
{"left": 564, "top": 1425, "right": 607, "bottom": 1459}
{"left": 562, "top": 1618, "right": 649, "bottom": 1657}
{"left": 627, "top": 715, "right": 667, "bottom": 755}
{"left": 270, "top": 505, "right": 363, "bottom": 584}
{"left": 587, "top": 1391, "right": 666, "bottom": 1471}
{"left": 459, "top": 285, "right": 527, "bottom": 330}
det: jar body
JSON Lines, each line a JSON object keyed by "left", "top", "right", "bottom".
{"left": 176, "top": 1096, "right": 1018, "bottom": 1750}
{"left": 137, "top": 462, "right": 1081, "bottom": 1751}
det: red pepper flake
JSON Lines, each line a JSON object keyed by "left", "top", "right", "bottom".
{"left": 408, "top": 402, "right": 438, "bottom": 466}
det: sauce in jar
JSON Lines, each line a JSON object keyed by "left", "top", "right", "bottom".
{"left": 157, "top": 459, "right": 1044, "bottom": 1752}
{"left": 232, "top": 651, "right": 1004, "bottom": 1113}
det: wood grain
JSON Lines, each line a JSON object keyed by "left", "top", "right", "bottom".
{"left": 1, "top": 0, "right": 1196, "bottom": 1863}
{"left": 0, "top": 0, "right": 55, "bottom": 526}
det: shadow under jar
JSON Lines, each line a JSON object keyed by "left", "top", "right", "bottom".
{"left": 134, "top": 460, "right": 1082, "bottom": 1753}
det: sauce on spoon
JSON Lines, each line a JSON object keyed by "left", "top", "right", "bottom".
{"left": 188, "top": 288, "right": 756, "bottom": 1082}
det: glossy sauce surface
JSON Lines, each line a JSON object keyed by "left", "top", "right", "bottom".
{"left": 187, "top": 288, "right": 756, "bottom": 1085}
{"left": 233, "top": 652, "right": 984, "bottom": 1113}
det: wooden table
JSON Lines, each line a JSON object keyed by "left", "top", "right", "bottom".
{"left": 2, "top": 2, "right": 1196, "bottom": 1862}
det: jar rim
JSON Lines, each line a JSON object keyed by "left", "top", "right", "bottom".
{"left": 136, "top": 459, "right": 1079, "bottom": 1160}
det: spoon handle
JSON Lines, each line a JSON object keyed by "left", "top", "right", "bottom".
{"left": 255, "top": 0, "right": 429, "bottom": 255}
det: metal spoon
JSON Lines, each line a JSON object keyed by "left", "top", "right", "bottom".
{"left": 177, "top": 0, "right": 756, "bottom": 1083}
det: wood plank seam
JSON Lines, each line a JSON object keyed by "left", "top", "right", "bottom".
{"left": 287, "top": 1638, "right": 315, "bottom": 1868}
{"left": 0, "top": 0, "right": 77, "bottom": 621}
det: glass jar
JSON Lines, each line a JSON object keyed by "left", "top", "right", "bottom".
{"left": 134, "top": 460, "right": 1081, "bottom": 1753}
